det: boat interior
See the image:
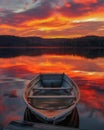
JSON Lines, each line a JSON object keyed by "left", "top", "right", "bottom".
{"left": 25, "top": 74, "right": 78, "bottom": 111}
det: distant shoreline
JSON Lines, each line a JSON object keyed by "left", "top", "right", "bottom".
{"left": 0, "top": 35, "right": 104, "bottom": 48}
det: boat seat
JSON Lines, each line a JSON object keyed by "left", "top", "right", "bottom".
{"left": 32, "top": 87, "right": 73, "bottom": 90}
{"left": 28, "top": 95, "right": 76, "bottom": 99}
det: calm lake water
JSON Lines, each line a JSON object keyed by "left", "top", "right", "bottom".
{"left": 0, "top": 48, "right": 104, "bottom": 130}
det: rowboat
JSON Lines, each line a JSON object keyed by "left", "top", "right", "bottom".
{"left": 23, "top": 73, "right": 80, "bottom": 126}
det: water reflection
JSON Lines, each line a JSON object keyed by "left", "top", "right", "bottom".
{"left": 0, "top": 47, "right": 104, "bottom": 59}
{"left": 0, "top": 49, "right": 104, "bottom": 130}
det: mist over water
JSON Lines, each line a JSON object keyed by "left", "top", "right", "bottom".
{"left": 0, "top": 47, "right": 104, "bottom": 130}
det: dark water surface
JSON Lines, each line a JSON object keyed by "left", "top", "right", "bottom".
{"left": 0, "top": 47, "right": 104, "bottom": 130}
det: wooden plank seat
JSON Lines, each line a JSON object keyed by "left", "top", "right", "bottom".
{"left": 32, "top": 87, "right": 73, "bottom": 90}
{"left": 28, "top": 95, "right": 76, "bottom": 99}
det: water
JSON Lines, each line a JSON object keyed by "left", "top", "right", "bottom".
{"left": 0, "top": 47, "right": 104, "bottom": 130}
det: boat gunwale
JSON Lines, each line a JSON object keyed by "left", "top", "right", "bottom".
{"left": 23, "top": 73, "right": 80, "bottom": 121}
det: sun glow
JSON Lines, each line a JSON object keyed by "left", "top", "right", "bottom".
{"left": 0, "top": 0, "right": 104, "bottom": 37}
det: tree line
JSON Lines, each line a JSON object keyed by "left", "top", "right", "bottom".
{"left": 0, "top": 35, "right": 104, "bottom": 47}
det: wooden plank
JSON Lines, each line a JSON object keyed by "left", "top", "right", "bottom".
{"left": 4, "top": 121, "right": 83, "bottom": 130}
{"left": 28, "top": 95, "right": 76, "bottom": 99}
{"left": 32, "top": 87, "right": 72, "bottom": 90}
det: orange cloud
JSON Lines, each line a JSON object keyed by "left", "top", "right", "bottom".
{"left": 65, "top": 2, "right": 71, "bottom": 8}
{"left": 0, "top": 0, "right": 104, "bottom": 38}
{"left": 73, "top": 0, "right": 98, "bottom": 4}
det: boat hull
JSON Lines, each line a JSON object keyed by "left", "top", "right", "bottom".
{"left": 24, "top": 107, "right": 79, "bottom": 128}
{"left": 23, "top": 73, "right": 80, "bottom": 123}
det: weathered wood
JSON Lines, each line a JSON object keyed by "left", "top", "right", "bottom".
{"left": 28, "top": 95, "right": 76, "bottom": 99}
{"left": 32, "top": 87, "right": 72, "bottom": 90}
{"left": 4, "top": 121, "right": 83, "bottom": 130}
{"left": 24, "top": 73, "right": 80, "bottom": 121}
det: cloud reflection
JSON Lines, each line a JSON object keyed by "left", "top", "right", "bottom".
{"left": 0, "top": 54, "right": 104, "bottom": 129}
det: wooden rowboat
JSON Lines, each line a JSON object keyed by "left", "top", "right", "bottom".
{"left": 23, "top": 73, "right": 80, "bottom": 124}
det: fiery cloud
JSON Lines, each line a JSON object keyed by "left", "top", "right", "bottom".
{"left": 0, "top": 0, "right": 104, "bottom": 38}
{"left": 73, "top": 0, "right": 98, "bottom": 4}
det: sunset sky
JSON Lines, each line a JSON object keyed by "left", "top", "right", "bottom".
{"left": 0, "top": 0, "right": 104, "bottom": 38}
